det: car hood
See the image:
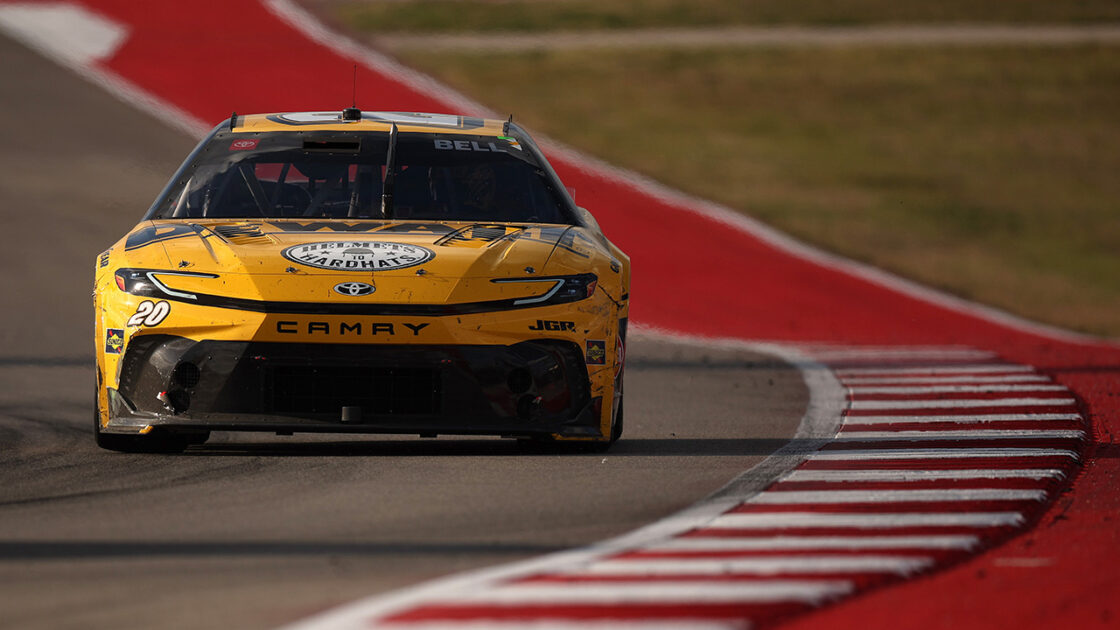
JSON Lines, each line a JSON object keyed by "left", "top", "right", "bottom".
{"left": 118, "top": 219, "right": 620, "bottom": 305}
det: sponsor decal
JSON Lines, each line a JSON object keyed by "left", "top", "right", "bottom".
{"left": 586, "top": 339, "right": 606, "bottom": 365}
{"left": 378, "top": 222, "right": 455, "bottom": 234}
{"left": 276, "top": 321, "right": 429, "bottom": 336}
{"left": 334, "top": 281, "right": 375, "bottom": 296}
{"left": 213, "top": 223, "right": 266, "bottom": 240}
{"left": 282, "top": 241, "right": 434, "bottom": 271}
{"left": 267, "top": 221, "right": 380, "bottom": 233}
{"left": 436, "top": 224, "right": 518, "bottom": 246}
{"left": 263, "top": 221, "right": 454, "bottom": 234}
{"left": 99, "top": 250, "right": 110, "bottom": 268}
{"left": 433, "top": 139, "right": 511, "bottom": 153}
{"left": 124, "top": 224, "right": 195, "bottom": 251}
{"left": 498, "top": 135, "right": 523, "bottom": 151}
{"left": 529, "top": 319, "right": 576, "bottom": 332}
{"left": 510, "top": 226, "right": 593, "bottom": 259}
{"left": 229, "top": 138, "right": 259, "bottom": 151}
{"left": 126, "top": 300, "right": 171, "bottom": 327}
{"left": 105, "top": 328, "right": 124, "bottom": 354}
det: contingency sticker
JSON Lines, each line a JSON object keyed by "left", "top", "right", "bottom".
{"left": 230, "top": 138, "right": 259, "bottom": 151}
{"left": 105, "top": 328, "right": 124, "bottom": 354}
{"left": 585, "top": 340, "right": 606, "bottom": 365}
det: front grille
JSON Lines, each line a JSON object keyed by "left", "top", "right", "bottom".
{"left": 267, "top": 365, "right": 440, "bottom": 415}
{"left": 118, "top": 336, "right": 590, "bottom": 425}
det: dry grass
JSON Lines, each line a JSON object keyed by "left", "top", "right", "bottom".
{"left": 329, "top": 0, "right": 1120, "bottom": 33}
{"left": 389, "top": 45, "right": 1120, "bottom": 337}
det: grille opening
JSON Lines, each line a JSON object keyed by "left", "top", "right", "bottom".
{"left": 268, "top": 365, "right": 440, "bottom": 415}
{"left": 172, "top": 362, "right": 201, "bottom": 389}
{"left": 507, "top": 368, "right": 532, "bottom": 394}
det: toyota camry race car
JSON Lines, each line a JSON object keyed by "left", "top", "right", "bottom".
{"left": 94, "top": 109, "right": 629, "bottom": 452}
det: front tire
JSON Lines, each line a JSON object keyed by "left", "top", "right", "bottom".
{"left": 610, "top": 397, "right": 624, "bottom": 443}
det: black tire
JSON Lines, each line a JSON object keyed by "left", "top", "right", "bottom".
{"left": 610, "top": 397, "right": 624, "bottom": 443}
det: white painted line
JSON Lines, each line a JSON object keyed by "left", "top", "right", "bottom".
{"left": 808, "top": 447, "right": 1079, "bottom": 461}
{"left": 836, "top": 365, "right": 1035, "bottom": 376}
{"left": 811, "top": 349, "right": 996, "bottom": 361}
{"left": 749, "top": 489, "right": 1047, "bottom": 503}
{"left": 0, "top": 2, "right": 207, "bottom": 138}
{"left": 785, "top": 469, "right": 1065, "bottom": 482}
{"left": 841, "top": 413, "right": 1083, "bottom": 425}
{"left": 450, "top": 580, "right": 853, "bottom": 604}
{"left": 841, "top": 375, "right": 1050, "bottom": 385}
{"left": 849, "top": 398, "right": 1076, "bottom": 410}
{"left": 0, "top": 2, "right": 125, "bottom": 63}
{"left": 849, "top": 384, "right": 1068, "bottom": 395}
{"left": 651, "top": 535, "right": 978, "bottom": 552}
{"left": 833, "top": 429, "right": 1085, "bottom": 440}
{"left": 374, "top": 622, "right": 749, "bottom": 630}
{"left": 803, "top": 345, "right": 978, "bottom": 351}
{"left": 572, "top": 556, "right": 933, "bottom": 576}
{"left": 706, "top": 512, "right": 1024, "bottom": 529}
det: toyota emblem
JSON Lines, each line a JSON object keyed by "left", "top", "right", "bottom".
{"left": 333, "top": 281, "right": 375, "bottom": 296}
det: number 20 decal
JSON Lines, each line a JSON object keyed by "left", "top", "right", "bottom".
{"left": 127, "top": 300, "right": 171, "bottom": 327}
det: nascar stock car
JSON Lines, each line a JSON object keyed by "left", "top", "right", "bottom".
{"left": 94, "top": 109, "right": 629, "bottom": 452}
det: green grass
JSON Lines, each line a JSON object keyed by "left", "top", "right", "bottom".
{"left": 386, "top": 45, "right": 1120, "bottom": 337}
{"left": 333, "top": 0, "right": 1120, "bottom": 33}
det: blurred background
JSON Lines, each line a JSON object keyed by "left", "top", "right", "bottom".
{"left": 309, "top": 0, "right": 1120, "bottom": 338}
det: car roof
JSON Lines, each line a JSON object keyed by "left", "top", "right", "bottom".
{"left": 233, "top": 111, "right": 509, "bottom": 137}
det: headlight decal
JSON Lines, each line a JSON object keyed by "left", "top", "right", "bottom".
{"left": 493, "top": 273, "right": 598, "bottom": 307}
{"left": 115, "top": 269, "right": 219, "bottom": 300}
{"left": 111, "top": 269, "right": 599, "bottom": 316}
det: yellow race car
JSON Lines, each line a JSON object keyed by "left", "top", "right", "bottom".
{"left": 94, "top": 110, "right": 629, "bottom": 452}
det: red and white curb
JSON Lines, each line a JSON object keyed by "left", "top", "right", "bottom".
{"left": 281, "top": 339, "right": 1084, "bottom": 630}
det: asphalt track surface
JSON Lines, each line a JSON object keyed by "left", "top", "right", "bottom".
{"left": 0, "top": 29, "right": 810, "bottom": 629}
{"left": 1, "top": 1, "right": 1120, "bottom": 628}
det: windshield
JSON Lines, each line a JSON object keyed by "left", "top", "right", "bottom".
{"left": 149, "top": 131, "right": 574, "bottom": 224}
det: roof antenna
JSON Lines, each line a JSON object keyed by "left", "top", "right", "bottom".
{"left": 229, "top": 111, "right": 237, "bottom": 131}
{"left": 342, "top": 65, "right": 362, "bottom": 121}
{"left": 503, "top": 114, "right": 513, "bottom": 135}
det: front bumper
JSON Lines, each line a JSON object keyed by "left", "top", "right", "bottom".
{"left": 103, "top": 335, "right": 602, "bottom": 438}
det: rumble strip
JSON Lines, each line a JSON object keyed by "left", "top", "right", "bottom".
{"left": 282, "top": 337, "right": 1083, "bottom": 630}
